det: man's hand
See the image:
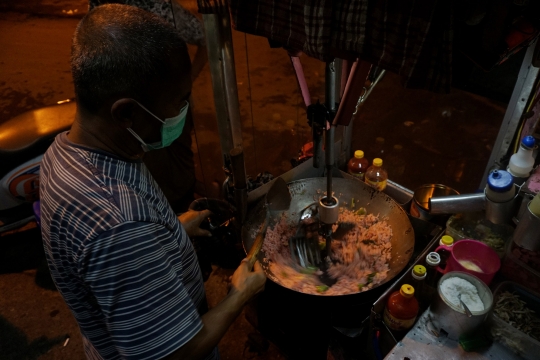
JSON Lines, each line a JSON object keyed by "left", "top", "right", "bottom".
{"left": 229, "top": 259, "right": 266, "bottom": 306}
{"left": 178, "top": 210, "right": 212, "bottom": 237}
{"left": 188, "top": 198, "right": 235, "bottom": 218}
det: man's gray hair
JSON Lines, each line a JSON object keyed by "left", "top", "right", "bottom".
{"left": 71, "top": 4, "right": 189, "bottom": 113}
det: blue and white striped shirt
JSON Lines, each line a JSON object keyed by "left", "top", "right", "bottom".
{"left": 40, "top": 132, "right": 217, "bottom": 359}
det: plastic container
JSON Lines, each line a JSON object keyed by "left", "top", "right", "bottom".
{"left": 485, "top": 170, "right": 515, "bottom": 202}
{"left": 365, "top": 158, "right": 388, "bottom": 191}
{"left": 435, "top": 239, "right": 501, "bottom": 285}
{"left": 490, "top": 281, "right": 540, "bottom": 360}
{"left": 508, "top": 135, "right": 536, "bottom": 179}
{"left": 411, "top": 265, "right": 427, "bottom": 308}
{"left": 383, "top": 284, "right": 419, "bottom": 331}
{"left": 425, "top": 252, "right": 441, "bottom": 288}
{"left": 445, "top": 212, "right": 514, "bottom": 258}
{"left": 347, "top": 150, "right": 369, "bottom": 181}
{"left": 437, "top": 235, "right": 454, "bottom": 270}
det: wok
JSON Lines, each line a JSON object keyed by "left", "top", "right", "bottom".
{"left": 242, "top": 177, "right": 415, "bottom": 296}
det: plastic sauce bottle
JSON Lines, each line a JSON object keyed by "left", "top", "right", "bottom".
{"left": 411, "top": 265, "right": 427, "bottom": 309}
{"left": 347, "top": 150, "right": 370, "bottom": 181}
{"left": 365, "top": 158, "right": 388, "bottom": 191}
{"left": 485, "top": 170, "right": 515, "bottom": 203}
{"left": 508, "top": 136, "right": 536, "bottom": 182}
{"left": 425, "top": 252, "right": 441, "bottom": 288}
{"left": 383, "top": 284, "right": 419, "bottom": 331}
{"left": 437, "top": 235, "right": 454, "bottom": 270}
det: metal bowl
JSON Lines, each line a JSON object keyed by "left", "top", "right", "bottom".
{"left": 410, "top": 184, "right": 459, "bottom": 220}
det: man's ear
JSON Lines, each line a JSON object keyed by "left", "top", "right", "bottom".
{"left": 111, "top": 98, "right": 138, "bottom": 128}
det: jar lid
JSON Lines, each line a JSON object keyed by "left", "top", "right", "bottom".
{"left": 412, "top": 265, "right": 426, "bottom": 278}
{"left": 354, "top": 150, "right": 365, "bottom": 159}
{"left": 426, "top": 252, "right": 441, "bottom": 266}
{"left": 373, "top": 158, "right": 383, "bottom": 167}
{"left": 487, "top": 170, "right": 513, "bottom": 192}
{"left": 440, "top": 235, "right": 454, "bottom": 246}
{"left": 522, "top": 136, "right": 536, "bottom": 149}
{"left": 400, "top": 284, "right": 415, "bottom": 298}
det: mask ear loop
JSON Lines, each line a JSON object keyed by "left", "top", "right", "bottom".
{"left": 131, "top": 99, "right": 166, "bottom": 124}
{"left": 126, "top": 128, "right": 150, "bottom": 152}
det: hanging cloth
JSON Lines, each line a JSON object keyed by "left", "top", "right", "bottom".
{"left": 199, "top": 0, "right": 453, "bottom": 93}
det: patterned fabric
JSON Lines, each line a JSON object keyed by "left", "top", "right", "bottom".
{"left": 40, "top": 132, "right": 218, "bottom": 360}
{"left": 226, "top": 0, "right": 452, "bottom": 93}
{"left": 89, "top": 0, "right": 205, "bottom": 46}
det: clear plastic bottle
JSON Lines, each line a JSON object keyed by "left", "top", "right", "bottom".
{"left": 347, "top": 150, "right": 370, "bottom": 181}
{"left": 383, "top": 284, "right": 419, "bottom": 332}
{"left": 365, "top": 158, "right": 388, "bottom": 191}
{"left": 485, "top": 170, "right": 515, "bottom": 202}
{"left": 508, "top": 136, "right": 536, "bottom": 179}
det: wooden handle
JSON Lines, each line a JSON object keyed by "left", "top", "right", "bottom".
{"left": 246, "top": 218, "right": 268, "bottom": 270}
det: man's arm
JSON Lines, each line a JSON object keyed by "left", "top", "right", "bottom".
{"left": 162, "top": 260, "right": 266, "bottom": 360}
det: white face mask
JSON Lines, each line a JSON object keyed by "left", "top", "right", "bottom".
{"left": 127, "top": 100, "right": 189, "bottom": 152}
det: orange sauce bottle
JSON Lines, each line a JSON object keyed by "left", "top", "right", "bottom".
{"left": 347, "top": 150, "right": 370, "bottom": 181}
{"left": 383, "top": 284, "right": 419, "bottom": 331}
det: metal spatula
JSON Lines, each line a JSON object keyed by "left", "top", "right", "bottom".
{"left": 246, "top": 178, "right": 291, "bottom": 269}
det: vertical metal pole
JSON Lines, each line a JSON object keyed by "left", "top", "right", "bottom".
{"left": 480, "top": 40, "right": 540, "bottom": 189}
{"left": 202, "top": 12, "right": 244, "bottom": 165}
{"left": 325, "top": 61, "right": 336, "bottom": 199}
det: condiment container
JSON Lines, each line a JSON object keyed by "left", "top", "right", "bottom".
{"left": 383, "top": 284, "right": 419, "bottom": 331}
{"left": 508, "top": 136, "right": 536, "bottom": 183}
{"left": 411, "top": 265, "right": 427, "bottom": 309}
{"left": 445, "top": 212, "right": 513, "bottom": 258}
{"left": 365, "top": 158, "right": 388, "bottom": 191}
{"left": 513, "top": 200, "right": 540, "bottom": 251}
{"left": 485, "top": 170, "right": 515, "bottom": 202}
{"left": 437, "top": 235, "right": 454, "bottom": 270}
{"left": 484, "top": 170, "right": 519, "bottom": 225}
{"left": 425, "top": 252, "right": 441, "bottom": 288}
{"left": 428, "top": 271, "right": 493, "bottom": 340}
{"left": 435, "top": 239, "right": 501, "bottom": 285}
{"left": 489, "top": 281, "right": 540, "bottom": 360}
{"left": 347, "top": 150, "right": 369, "bottom": 181}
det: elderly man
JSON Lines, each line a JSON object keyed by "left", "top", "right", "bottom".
{"left": 40, "top": 4, "right": 265, "bottom": 360}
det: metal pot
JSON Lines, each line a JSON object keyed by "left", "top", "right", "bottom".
{"left": 242, "top": 177, "right": 415, "bottom": 297}
{"left": 428, "top": 271, "right": 493, "bottom": 340}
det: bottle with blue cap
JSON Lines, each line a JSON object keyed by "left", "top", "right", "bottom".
{"left": 486, "top": 169, "right": 515, "bottom": 203}
{"left": 507, "top": 135, "right": 536, "bottom": 180}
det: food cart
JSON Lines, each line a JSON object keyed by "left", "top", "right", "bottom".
{"left": 197, "top": 1, "right": 540, "bottom": 358}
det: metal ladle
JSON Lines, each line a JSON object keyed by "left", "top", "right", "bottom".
{"left": 458, "top": 293, "right": 473, "bottom": 318}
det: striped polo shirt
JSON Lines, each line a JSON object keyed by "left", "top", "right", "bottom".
{"left": 40, "top": 132, "right": 218, "bottom": 360}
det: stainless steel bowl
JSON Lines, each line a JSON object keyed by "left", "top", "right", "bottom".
{"left": 410, "top": 184, "right": 459, "bottom": 220}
